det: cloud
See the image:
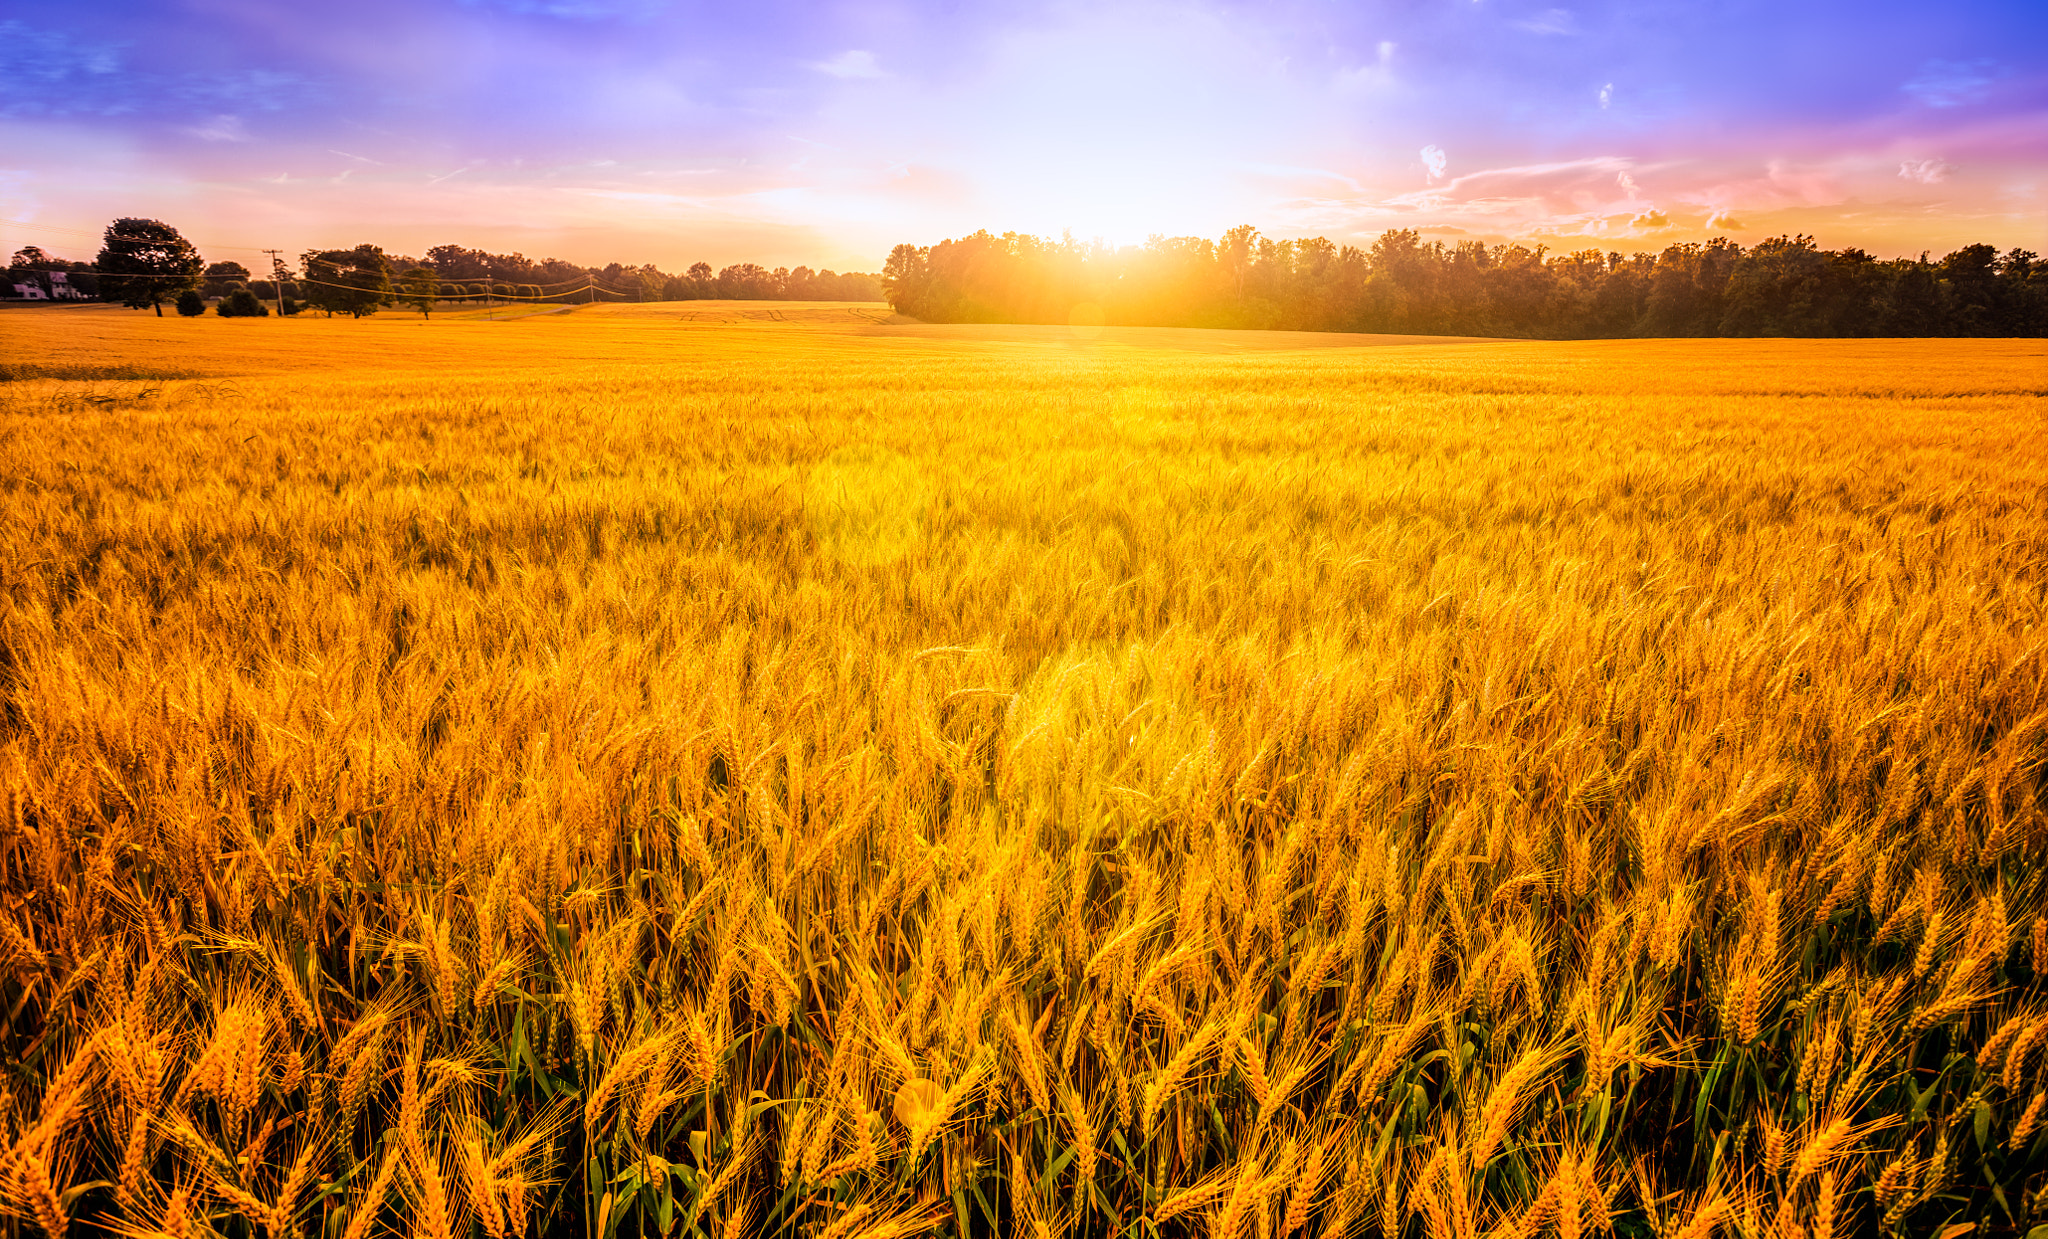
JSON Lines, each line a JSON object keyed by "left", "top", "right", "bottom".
{"left": 814, "top": 50, "right": 886, "bottom": 80}
{"left": 1898, "top": 158, "right": 1952, "bottom": 184}
{"left": 1420, "top": 144, "right": 1448, "bottom": 181}
{"left": 1616, "top": 170, "right": 1639, "bottom": 198}
{"left": 186, "top": 114, "right": 248, "bottom": 142}
{"left": 1598, "top": 82, "right": 1613, "bottom": 109}
{"left": 1335, "top": 41, "right": 1397, "bottom": 92}
{"left": 1, "top": 24, "right": 322, "bottom": 122}
{"left": 0, "top": 20, "right": 127, "bottom": 117}
{"left": 456, "top": 0, "right": 668, "bottom": 18}
{"left": 181, "top": 69, "right": 322, "bottom": 114}
{"left": 1706, "top": 210, "right": 1741, "bottom": 231}
{"left": 1630, "top": 209, "right": 1671, "bottom": 230}
{"left": 1515, "top": 9, "right": 1575, "bottom": 35}
{"left": 0, "top": 21, "right": 119, "bottom": 84}
{"left": 1903, "top": 60, "right": 1994, "bottom": 108}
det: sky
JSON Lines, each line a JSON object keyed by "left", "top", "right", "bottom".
{"left": 1, "top": 0, "right": 2043, "bottom": 273}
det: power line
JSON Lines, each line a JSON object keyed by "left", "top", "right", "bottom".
{"left": 291, "top": 272, "right": 643, "bottom": 302}
{"left": 261, "top": 249, "right": 287, "bottom": 317}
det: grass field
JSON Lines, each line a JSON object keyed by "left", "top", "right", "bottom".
{"left": 1, "top": 302, "right": 2045, "bottom": 1239}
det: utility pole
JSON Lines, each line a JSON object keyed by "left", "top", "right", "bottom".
{"left": 484, "top": 259, "right": 494, "bottom": 320}
{"left": 262, "top": 249, "right": 288, "bottom": 317}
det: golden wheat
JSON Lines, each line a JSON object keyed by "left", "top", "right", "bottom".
{"left": 0, "top": 304, "right": 2042, "bottom": 1236}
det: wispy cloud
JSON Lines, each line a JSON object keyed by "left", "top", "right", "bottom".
{"left": 1335, "top": 41, "right": 1397, "bottom": 92}
{"left": 1705, "top": 210, "right": 1741, "bottom": 231}
{"left": 186, "top": 114, "right": 248, "bottom": 142}
{"left": 0, "top": 19, "right": 126, "bottom": 117}
{"left": 3, "top": 0, "right": 2041, "bottom": 268}
{"left": 1515, "top": 9, "right": 1576, "bottom": 35}
{"left": 456, "top": 0, "right": 668, "bottom": 18}
{"left": 0, "top": 20, "right": 119, "bottom": 83}
{"left": 1898, "top": 158, "right": 1953, "bottom": 183}
{"left": 1431, "top": 156, "right": 1634, "bottom": 193}
{"left": 814, "top": 50, "right": 886, "bottom": 80}
{"left": 1903, "top": 59, "right": 1994, "bottom": 108}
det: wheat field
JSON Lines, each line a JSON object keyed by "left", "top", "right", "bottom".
{"left": 1, "top": 303, "right": 2044, "bottom": 1239}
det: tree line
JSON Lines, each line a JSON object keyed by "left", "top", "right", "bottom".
{"left": 4, "top": 219, "right": 883, "bottom": 318}
{"left": 884, "top": 227, "right": 2048, "bottom": 337}
{"left": 417, "top": 246, "right": 882, "bottom": 304}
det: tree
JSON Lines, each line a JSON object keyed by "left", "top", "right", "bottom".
{"left": 881, "top": 245, "right": 931, "bottom": 316}
{"left": 7, "top": 246, "right": 53, "bottom": 278}
{"left": 399, "top": 267, "right": 439, "bottom": 319}
{"left": 175, "top": 289, "right": 206, "bottom": 317}
{"left": 217, "top": 289, "right": 270, "bottom": 317}
{"left": 96, "top": 218, "right": 203, "bottom": 315}
{"left": 203, "top": 260, "right": 250, "bottom": 297}
{"left": 425, "top": 245, "right": 489, "bottom": 280}
{"left": 301, "top": 245, "right": 391, "bottom": 318}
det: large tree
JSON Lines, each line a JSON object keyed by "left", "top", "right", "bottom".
{"left": 301, "top": 245, "right": 392, "bottom": 318}
{"left": 95, "top": 218, "right": 203, "bottom": 315}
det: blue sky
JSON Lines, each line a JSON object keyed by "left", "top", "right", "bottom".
{"left": 2, "top": 0, "right": 2042, "bottom": 270}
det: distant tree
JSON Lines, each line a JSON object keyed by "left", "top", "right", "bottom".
{"left": 96, "top": 218, "right": 204, "bottom": 315}
{"left": 1940, "top": 243, "right": 2000, "bottom": 332}
{"left": 399, "top": 267, "right": 439, "bottom": 319}
{"left": 203, "top": 260, "right": 250, "bottom": 298}
{"left": 882, "top": 244, "right": 930, "bottom": 316}
{"left": 175, "top": 289, "right": 206, "bottom": 317}
{"left": 1885, "top": 259, "right": 1943, "bottom": 335}
{"left": 859, "top": 221, "right": 2040, "bottom": 337}
{"left": 301, "top": 245, "right": 392, "bottom": 318}
{"left": 424, "top": 245, "right": 490, "bottom": 280}
{"left": 1721, "top": 235, "right": 1826, "bottom": 336}
{"left": 217, "top": 289, "right": 269, "bottom": 317}
{"left": 1999, "top": 249, "right": 2045, "bottom": 334}
{"left": 280, "top": 298, "right": 303, "bottom": 316}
